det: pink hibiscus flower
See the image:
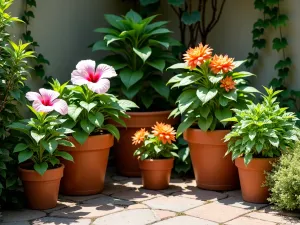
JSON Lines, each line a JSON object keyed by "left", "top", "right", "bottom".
{"left": 26, "top": 88, "right": 68, "bottom": 115}
{"left": 71, "top": 60, "right": 117, "bottom": 94}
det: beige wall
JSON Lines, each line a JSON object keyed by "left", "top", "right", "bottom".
{"left": 10, "top": 0, "right": 300, "bottom": 91}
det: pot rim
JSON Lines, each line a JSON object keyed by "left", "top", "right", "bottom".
{"left": 18, "top": 163, "right": 64, "bottom": 173}
{"left": 127, "top": 110, "right": 174, "bottom": 116}
{"left": 138, "top": 158, "right": 174, "bottom": 162}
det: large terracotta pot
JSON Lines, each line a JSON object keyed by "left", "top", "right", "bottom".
{"left": 183, "top": 128, "right": 240, "bottom": 191}
{"left": 60, "top": 134, "right": 113, "bottom": 195}
{"left": 19, "top": 164, "right": 64, "bottom": 210}
{"left": 235, "top": 157, "right": 276, "bottom": 203}
{"left": 139, "top": 158, "right": 174, "bottom": 190}
{"left": 114, "top": 110, "right": 180, "bottom": 177}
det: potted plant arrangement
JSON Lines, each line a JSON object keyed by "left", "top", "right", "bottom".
{"left": 224, "top": 87, "right": 300, "bottom": 203}
{"left": 9, "top": 89, "right": 74, "bottom": 209}
{"left": 92, "top": 10, "right": 180, "bottom": 176}
{"left": 51, "top": 60, "right": 137, "bottom": 195}
{"left": 167, "top": 43, "right": 259, "bottom": 191}
{"left": 132, "top": 122, "right": 178, "bottom": 190}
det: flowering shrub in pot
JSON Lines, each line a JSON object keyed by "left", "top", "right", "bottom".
{"left": 93, "top": 10, "right": 180, "bottom": 176}
{"left": 133, "top": 122, "right": 178, "bottom": 190}
{"left": 9, "top": 89, "right": 73, "bottom": 209}
{"left": 224, "top": 87, "right": 300, "bottom": 203}
{"left": 52, "top": 60, "right": 137, "bottom": 195}
{"left": 167, "top": 43, "right": 259, "bottom": 191}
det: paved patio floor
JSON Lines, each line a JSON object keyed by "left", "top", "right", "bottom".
{"left": 1, "top": 168, "right": 300, "bottom": 225}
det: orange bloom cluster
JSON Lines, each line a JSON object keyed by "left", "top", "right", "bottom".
{"left": 209, "top": 55, "right": 234, "bottom": 74}
{"left": 132, "top": 128, "right": 149, "bottom": 145}
{"left": 183, "top": 43, "right": 212, "bottom": 69}
{"left": 220, "top": 76, "right": 236, "bottom": 92}
{"left": 152, "top": 122, "right": 176, "bottom": 144}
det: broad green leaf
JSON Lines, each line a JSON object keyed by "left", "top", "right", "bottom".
{"left": 41, "top": 139, "right": 58, "bottom": 154}
{"left": 215, "top": 108, "right": 232, "bottom": 126}
{"left": 141, "top": 94, "right": 153, "bottom": 109}
{"left": 181, "top": 11, "right": 201, "bottom": 25}
{"left": 6, "top": 178, "right": 16, "bottom": 188}
{"left": 177, "top": 74, "right": 200, "bottom": 87}
{"left": 31, "top": 131, "right": 45, "bottom": 143}
{"left": 149, "top": 39, "right": 169, "bottom": 49}
{"left": 167, "top": 74, "right": 185, "bottom": 84}
{"left": 103, "top": 124, "right": 120, "bottom": 140}
{"left": 56, "top": 128, "right": 74, "bottom": 134}
{"left": 120, "top": 68, "right": 143, "bottom": 89}
{"left": 199, "top": 105, "right": 210, "bottom": 118}
{"left": 208, "top": 75, "right": 223, "bottom": 84}
{"left": 147, "top": 59, "right": 165, "bottom": 72}
{"left": 223, "top": 89, "right": 237, "bottom": 101}
{"left": 233, "top": 60, "right": 245, "bottom": 69}
{"left": 239, "top": 86, "right": 260, "bottom": 93}
{"left": 269, "top": 137, "right": 279, "bottom": 147}
{"left": 18, "top": 150, "right": 33, "bottom": 163}
{"left": 198, "top": 115, "right": 213, "bottom": 131}
{"left": 68, "top": 105, "right": 83, "bottom": 121}
{"left": 147, "top": 28, "right": 171, "bottom": 36}
{"left": 145, "top": 21, "right": 168, "bottom": 32}
{"left": 88, "top": 112, "right": 104, "bottom": 127}
{"left": 92, "top": 40, "right": 121, "bottom": 52}
{"left": 232, "top": 71, "right": 255, "bottom": 79}
{"left": 56, "top": 151, "right": 74, "bottom": 161}
{"left": 49, "top": 157, "right": 60, "bottom": 166}
{"left": 122, "top": 83, "right": 142, "bottom": 99}
{"left": 196, "top": 88, "right": 218, "bottom": 105}
{"left": 94, "top": 27, "right": 119, "bottom": 35}
{"left": 125, "top": 9, "right": 142, "bottom": 22}
{"left": 80, "top": 119, "right": 95, "bottom": 134}
{"left": 168, "top": 0, "right": 185, "bottom": 6}
{"left": 178, "top": 147, "right": 189, "bottom": 161}
{"left": 104, "top": 14, "right": 124, "bottom": 30}
{"left": 72, "top": 129, "right": 89, "bottom": 144}
{"left": 176, "top": 89, "right": 198, "bottom": 114}
{"left": 219, "top": 95, "right": 229, "bottom": 106}
{"left": 118, "top": 99, "right": 139, "bottom": 110}
{"left": 133, "top": 46, "right": 152, "bottom": 62}
{"left": 34, "top": 162, "right": 48, "bottom": 176}
{"left": 14, "top": 143, "right": 28, "bottom": 153}
{"left": 104, "top": 35, "right": 123, "bottom": 45}
{"left": 58, "top": 140, "right": 75, "bottom": 147}
{"left": 149, "top": 77, "right": 170, "bottom": 99}
{"left": 167, "top": 63, "right": 188, "bottom": 70}
{"left": 140, "top": 0, "right": 159, "bottom": 6}
{"left": 100, "top": 55, "right": 127, "bottom": 70}
{"left": 8, "top": 122, "right": 30, "bottom": 135}
{"left": 244, "top": 153, "right": 253, "bottom": 165}
{"left": 249, "top": 131, "right": 257, "bottom": 141}
{"left": 177, "top": 118, "right": 195, "bottom": 137}
{"left": 80, "top": 101, "right": 97, "bottom": 112}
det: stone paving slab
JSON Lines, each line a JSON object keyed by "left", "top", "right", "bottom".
{"left": 59, "top": 194, "right": 105, "bottom": 203}
{"left": 153, "top": 209, "right": 176, "bottom": 220}
{"left": 43, "top": 200, "right": 76, "bottom": 213}
{"left": 247, "top": 212, "right": 300, "bottom": 224}
{"left": 1, "top": 209, "right": 46, "bottom": 222}
{"left": 152, "top": 215, "right": 218, "bottom": 225}
{"left": 226, "top": 216, "right": 277, "bottom": 225}
{"left": 102, "top": 181, "right": 133, "bottom": 195}
{"left": 144, "top": 196, "right": 205, "bottom": 212}
{"left": 217, "top": 196, "right": 268, "bottom": 210}
{"left": 173, "top": 186, "right": 227, "bottom": 201}
{"left": 32, "top": 217, "right": 91, "bottom": 225}
{"left": 81, "top": 194, "right": 133, "bottom": 207}
{"left": 92, "top": 209, "right": 158, "bottom": 225}
{"left": 1, "top": 222, "right": 30, "bottom": 225}
{"left": 112, "top": 189, "right": 162, "bottom": 202}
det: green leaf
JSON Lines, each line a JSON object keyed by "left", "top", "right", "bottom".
{"left": 34, "top": 162, "right": 48, "bottom": 176}
{"left": 88, "top": 112, "right": 104, "bottom": 127}
{"left": 18, "top": 150, "right": 33, "bottom": 163}
{"left": 272, "top": 37, "right": 288, "bottom": 51}
{"left": 133, "top": 46, "right": 152, "bottom": 62}
{"left": 6, "top": 178, "right": 16, "bottom": 188}
{"left": 80, "top": 101, "right": 97, "bottom": 112}
{"left": 199, "top": 105, "right": 210, "bottom": 118}
{"left": 72, "top": 129, "right": 89, "bottom": 144}
{"left": 178, "top": 147, "right": 189, "bottom": 161}
{"left": 104, "top": 14, "right": 124, "bottom": 30}
{"left": 215, "top": 109, "right": 232, "bottom": 126}
{"left": 31, "top": 131, "right": 45, "bottom": 143}
{"left": 147, "top": 59, "right": 165, "bottom": 72}
{"left": 223, "top": 89, "right": 237, "bottom": 101}
{"left": 41, "top": 139, "right": 58, "bottom": 154}
{"left": 167, "top": 63, "right": 188, "bottom": 70}
{"left": 122, "top": 83, "right": 141, "bottom": 100}
{"left": 219, "top": 96, "right": 228, "bottom": 106}
{"left": 94, "top": 27, "right": 119, "bottom": 35}
{"left": 239, "top": 86, "right": 260, "bottom": 93}
{"left": 100, "top": 55, "right": 127, "bottom": 70}
{"left": 55, "top": 151, "right": 74, "bottom": 161}
{"left": 125, "top": 9, "right": 142, "bottom": 22}
{"left": 58, "top": 140, "right": 75, "bottom": 147}
{"left": 196, "top": 88, "right": 218, "bottom": 105}
{"left": 140, "top": 0, "right": 159, "bottom": 6}
{"left": 177, "top": 118, "right": 195, "bottom": 137}
{"left": 14, "top": 143, "right": 28, "bottom": 153}
{"left": 269, "top": 137, "right": 279, "bottom": 147}
{"left": 103, "top": 124, "right": 120, "bottom": 140}
{"left": 274, "top": 57, "right": 292, "bottom": 70}
{"left": 177, "top": 74, "right": 200, "bottom": 87}
{"left": 149, "top": 39, "right": 169, "bottom": 49}
{"left": 56, "top": 128, "right": 74, "bottom": 134}
{"left": 149, "top": 77, "right": 170, "bottom": 99}
{"left": 244, "top": 153, "right": 253, "bottom": 165}
{"left": 68, "top": 105, "right": 83, "bottom": 121}
{"left": 198, "top": 115, "right": 213, "bottom": 131}
{"left": 253, "top": 39, "right": 266, "bottom": 49}
{"left": 49, "top": 157, "right": 60, "bottom": 166}
{"left": 208, "top": 75, "right": 223, "bottom": 84}
{"left": 176, "top": 89, "right": 198, "bottom": 114}
{"left": 181, "top": 11, "right": 201, "bottom": 25}
{"left": 141, "top": 94, "right": 154, "bottom": 109}
{"left": 92, "top": 40, "right": 121, "bottom": 52}
{"left": 118, "top": 99, "right": 139, "bottom": 110}
{"left": 168, "top": 0, "right": 185, "bottom": 6}
{"left": 80, "top": 119, "right": 95, "bottom": 134}
{"left": 120, "top": 68, "right": 143, "bottom": 89}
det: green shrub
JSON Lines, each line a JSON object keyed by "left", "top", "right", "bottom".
{"left": 266, "top": 143, "right": 300, "bottom": 211}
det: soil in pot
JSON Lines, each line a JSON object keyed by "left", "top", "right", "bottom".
{"left": 19, "top": 164, "right": 64, "bottom": 210}
{"left": 59, "top": 134, "right": 113, "bottom": 195}
{"left": 184, "top": 128, "right": 240, "bottom": 191}
{"left": 113, "top": 110, "right": 180, "bottom": 177}
{"left": 235, "top": 157, "right": 276, "bottom": 203}
{"left": 138, "top": 158, "right": 174, "bottom": 190}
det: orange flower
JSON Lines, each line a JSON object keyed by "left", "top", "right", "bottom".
{"left": 209, "top": 54, "right": 234, "bottom": 74}
{"left": 132, "top": 128, "right": 149, "bottom": 145}
{"left": 183, "top": 43, "right": 213, "bottom": 69}
{"left": 152, "top": 122, "right": 176, "bottom": 144}
{"left": 220, "top": 76, "right": 236, "bottom": 92}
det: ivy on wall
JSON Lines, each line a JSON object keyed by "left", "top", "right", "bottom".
{"left": 246, "top": 0, "right": 300, "bottom": 115}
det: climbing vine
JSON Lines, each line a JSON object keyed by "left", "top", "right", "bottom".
{"left": 246, "top": 0, "right": 300, "bottom": 115}
{"left": 21, "top": 0, "right": 52, "bottom": 85}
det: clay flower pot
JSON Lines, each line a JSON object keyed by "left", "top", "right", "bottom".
{"left": 138, "top": 158, "right": 174, "bottom": 190}
{"left": 235, "top": 157, "right": 276, "bottom": 203}
{"left": 114, "top": 110, "right": 180, "bottom": 177}
{"left": 19, "top": 164, "right": 64, "bottom": 210}
{"left": 184, "top": 128, "right": 240, "bottom": 191}
{"left": 60, "top": 134, "right": 113, "bottom": 195}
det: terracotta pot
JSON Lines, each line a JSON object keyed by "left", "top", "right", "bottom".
{"left": 184, "top": 128, "right": 240, "bottom": 191}
{"left": 114, "top": 110, "right": 180, "bottom": 177}
{"left": 139, "top": 158, "right": 174, "bottom": 190}
{"left": 235, "top": 157, "right": 276, "bottom": 203}
{"left": 19, "top": 164, "right": 64, "bottom": 210}
{"left": 60, "top": 134, "right": 113, "bottom": 195}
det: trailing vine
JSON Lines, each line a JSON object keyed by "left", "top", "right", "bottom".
{"left": 246, "top": 0, "right": 300, "bottom": 116}
{"left": 21, "top": 0, "right": 52, "bottom": 85}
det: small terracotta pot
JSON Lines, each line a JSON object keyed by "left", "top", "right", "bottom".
{"left": 235, "top": 157, "right": 276, "bottom": 203}
{"left": 59, "top": 134, "right": 113, "bottom": 195}
{"left": 114, "top": 110, "right": 180, "bottom": 177}
{"left": 184, "top": 128, "right": 240, "bottom": 191}
{"left": 19, "top": 164, "right": 64, "bottom": 210}
{"left": 139, "top": 158, "right": 174, "bottom": 190}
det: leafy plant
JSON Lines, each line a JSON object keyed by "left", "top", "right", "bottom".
{"left": 133, "top": 122, "right": 178, "bottom": 159}
{"left": 0, "top": 0, "right": 35, "bottom": 208}
{"left": 92, "top": 10, "right": 180, "bottom": 110}
{"left": 224, "top": 87, "right": 300, "bottom": 165}
{"left": 265, "top": 142, "right": 300, "bottom": 211}
{"left": 168, "top": 43, "right": 259, "bottom": 136}
{"left": 9, "top": 89, "right": 74, "bottom": 175}
{"left": 174, "top": 136, "right": 192, "bottom": 175}
{"left": 51, "top": 60, "right": 138, "bottom": 145}
{"left": 246, "top": 0, "right": 300, "bottom": 116}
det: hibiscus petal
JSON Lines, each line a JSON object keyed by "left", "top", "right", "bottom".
{"left": 87, "top": 79, "right": 110, "bottom": 94}
{"left": 76, "top": 60, "right": 96, "bottom": 75}
{"left": 33, "top": 100, "right": 54, "bottom": 113}
{"left": 96, "top": 64, "right": 117, "bottom": 79}
{"left": 71, "top": 69, "right": 89, "bottom": 86}
{"left": 39, "top": 88, "right": 60, "bottom": 102}
{"left": 25, "top": 92, "right": 41, "bottom": 102}
{"left": 52, "top": 99, "right": 68, "bottom": 115}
